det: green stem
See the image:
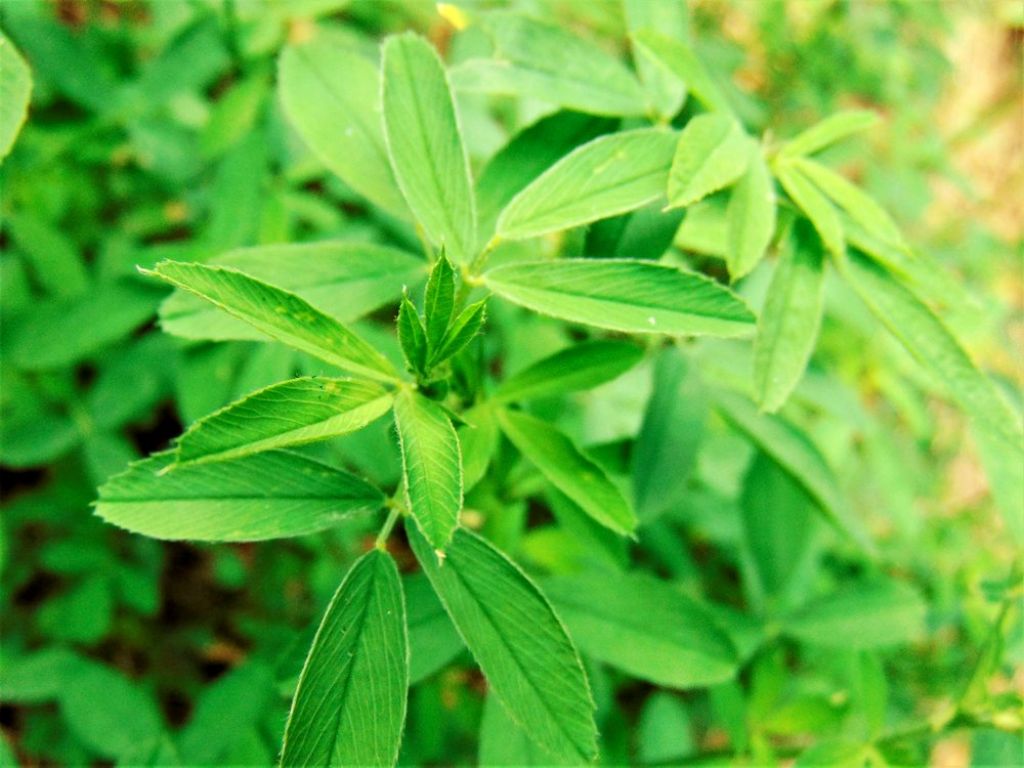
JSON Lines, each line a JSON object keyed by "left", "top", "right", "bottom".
{"left": 375, "top": 505, "right": 402, "bottom": 550}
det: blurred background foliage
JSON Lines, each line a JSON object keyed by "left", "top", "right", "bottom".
{"left": 0, "top": 0, "right": 1021, "bottom": 766}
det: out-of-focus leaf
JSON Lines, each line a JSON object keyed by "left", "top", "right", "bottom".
{"left": 753, "top": 222, "right": 826, "bottom": 413}
{"left": 780, "top": 110, "right": 880, "bottom": 158}
{"left": 726, "top": 150, "right": 776, "bottom": 280}
{"left": 452, "top": 12, "right": 646, "bottom": 117}
{"left": 493, "top": 340, "right": 644, "bottom": 404}
{"left": 775, "top": 160, "right": 845, "bottom": 259}
{"left": 543, "top": 570, "right": 737, "bottom": 689}
{"left": 667, "top": 114, "right": 753, "bottom": 209}
{"left": 0, "top": 32, "right": 32, "bottom": 160}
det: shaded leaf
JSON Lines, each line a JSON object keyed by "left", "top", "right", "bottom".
{"left": 498, "top": 408, "right": 636, "bottom": 536}
{"left": 493, "top": 340, "right": 644, "bottom": 404}
{"left": 409, "top": 526, "right": 598, "bottom": 764}
{"left": 543, "top": 570, "right": 737, "bottom": 689}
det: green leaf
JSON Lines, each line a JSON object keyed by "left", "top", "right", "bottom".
{"left": 631, "top": 30, "right": 731, "bottom": 113}
{"left": 450, "top": 12, "right": 646, "bottom": 117}
{"left": 406, "top": 573, "right": 464, "bottom": 684}
{"left": 175, "top": 377, "right": 393, "bottom": 466}
{"left": 633, "top": 350, "right": 707, "bottom": 521}
{"left": 382, "top": 33, "right": 476, "bottom": 263}
{"left": 61, "top": 661, "right": 164, "bottom": 760}
{"left": 782, "top": 579, "right": 926, "bottom": 649}
{"left": 476, "top": 111, "right": 614, "bottom": 242}
{"left": 496, "top": 128, "right": 678, "bottom": 240}
{"left": 775, "top": 160, "right": 845, "bottom": 259}
{"left": 433, "top": 299, "right": 487, "bottom": 367}
{"left": 394, "top": 389, "right": 462, "bottom": 550}
{"left": 838, "top": 252, "right": 1023, "bottom": 458}
{"left": 741, "top": 452, "right": 818, "bottom": 603}
{"left": 493, "top": 340, "right": 644, "bottom": 404}
{"left": 8, "top": 280, "right": 165, "bottom": 371}
{"left": 796, "top": 158, "right": 905, "bottom": 248}
{"left": 780, "top": 110, "right": 880, "bottom": 158}
{"left": 159, "top": 242, "right": 425, "bottom": 342}
{"left": 753, "top": 223, "right": 826, "bottom": 413}
{"left": 397, "top": 293, "right": 428, "bottom": 376}
{"left": 712, "top": 390, "right": 870, "bottom": 549}
{"left": 542, "top": 570, "right": 737, "bottom": 689}
{"left": 95, "top": 450, "right": 383, "bottom": 542}
{"left": 423, "top": 254, "right": 456, "bottom": 353}
{"left": 0, "top": 32, "right": 32, "bottom": 160}
{"left": 497, "top": 408, "right": 636, "bottom": 536}
{"left": 667, "top": 114, "right": 753, "bottom": 208}
{"left": 278, "top": 34, "right": 409, "bottom": 216}
{"left": 408, "top": 526, "right": 598, "bottom": 764}
{"left": 726, "top": 149, "right": 776, "bottom": 280}
{"left": 638, "top": 693, "right": 694, "bottom": 764}
{"left": 146, "top": 260, "right": 397, "bottom": 382}
{"left": 480, "top": 694, "right": 571, "bottom": 767}
{"left": 484, "top": 259, "right": 755, "bottom": 337}
{"left": 624, "top": 0, "right": 689, "bottom": 119}
{"left": 281, "top": 549, "right": 407, "bottom": 768}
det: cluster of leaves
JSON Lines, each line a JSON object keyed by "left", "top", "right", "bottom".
{"left": 1, "top": 1, "right": 1021, "bottom": 766}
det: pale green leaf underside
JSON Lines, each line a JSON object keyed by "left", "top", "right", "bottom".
{"left": 754, "top": 228, "right": 825, "bottom": 413}
{"left": 775, "top": 161, "right": 845, "bottom": 259}
{"left": 712, "top": 390, "right": 871, "bottom": 550}
{"left": 451, "top": 12, "right": 646, "bottom": 117}
{"left": 630, "top": 30, "right": 730, "bottom": 113}
{"left": 543, "top": 571, "right": 737, "bottom": 689}
{"left": 726, "top": 150, "right": 776, "bottom": 280}
{"left": 782, "top": 580, "right": 926, "bottom": 649}
{"left": 624, "top": 0, "right": 688, "bottom": 119}
{"left": 796, "top": 157, "right": 905, "bottom": 249}
{"left": 492, "top": 340, "right": 644, "bottom": 404}
{"left": 176, "top": 377, "right": 393, "bottom": 466}
{"left": 497, "top": 128, "right": 678, "bottom": 240}
{"left": 408, "top": 526, "right": 598, "bottom": 764}
{"left": 160, "top": 242, "right": 425, "bottom": 342}
{"left": 281, "top": 550, "right": 407, "bottom": 767}
{"left": 95, "top": 450, "right": 383, "bottom": 541}
{"left": 780, "top": 109, "right": 880, "bottom": 158}
{"left": 0, "top": 33, "right": 32, "bottom": 161}
{"left": 278, "top": 36, "right": 409, "bottom": 217}
{"left": 382, "top": 33, "right": 476, "bottom": 263}
{"left": 146, "top": 260, "right": 397, "bottom": 382}
{"left": 484, "top": 259, "right": 754, "bottom": 337}
{"left": 667, "top": 114, "right": 752, "bottom": 209}
{"left": 498, "top": 408, "right": 637, "bottom": 536}
{"left": 839, "top": 252, "right": 1023, "bottom": 456}
{"left": 394, "top": 389, "right": 462, "bottom": 550}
